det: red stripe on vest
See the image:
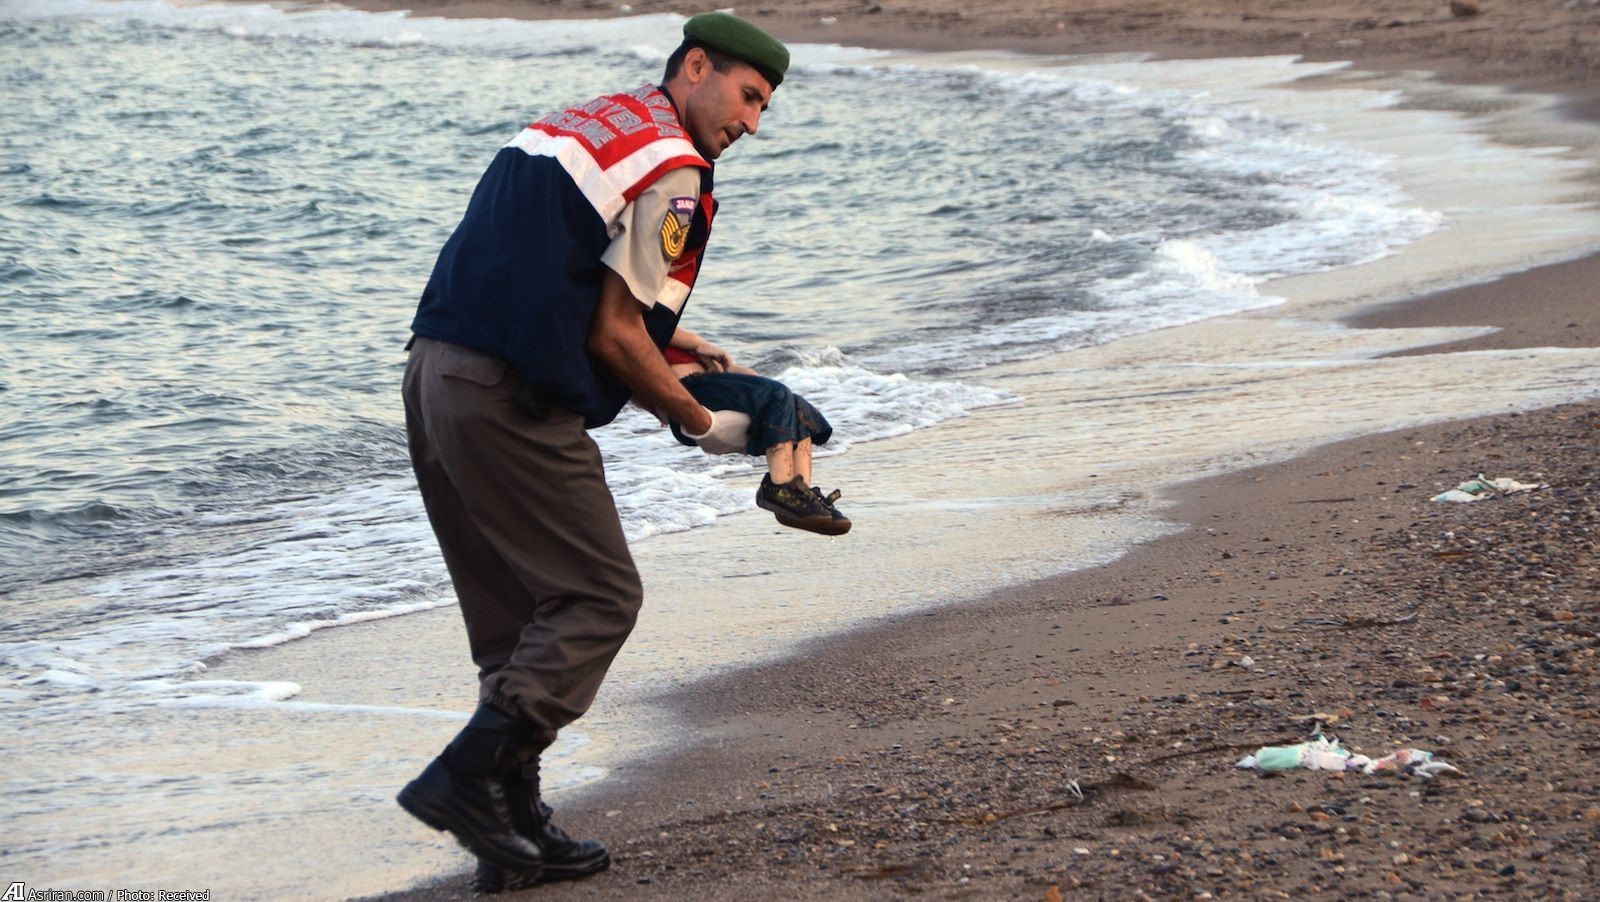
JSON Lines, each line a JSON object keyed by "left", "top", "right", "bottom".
{"left": 622, "top": 156, "right": 707, "bottom": 205}
{"left": 528, "top": 85, "right": 707, "bottom": 175}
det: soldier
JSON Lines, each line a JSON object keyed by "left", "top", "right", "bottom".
{"left": 397, "top": 12, "right": 790, "bottom": 891}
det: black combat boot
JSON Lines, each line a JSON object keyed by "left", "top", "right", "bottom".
{"left": 469, "top": 755, "right": 610, "bottom": 893}
{"left": 397, "top": 703, "right": 545, "bottom": 875}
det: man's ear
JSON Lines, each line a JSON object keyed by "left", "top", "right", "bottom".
{"left": 682, "top": 46, "right": 710, "bottom": 84}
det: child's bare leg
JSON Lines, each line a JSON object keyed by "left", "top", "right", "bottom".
{"left": 795, "top": 439, "right": 813, "bottom": 485}
{"left": 765, "top": 439, "right": 814, "bottom": 485}
{"left": 765, "top": 442, "right": 797, "bottom": 484}
{"left": 757, "top": 438, "right": 848, "bottom": 534}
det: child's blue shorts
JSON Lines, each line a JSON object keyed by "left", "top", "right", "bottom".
{"left": 669, "top": 372, "right": 832, "bottom": 457}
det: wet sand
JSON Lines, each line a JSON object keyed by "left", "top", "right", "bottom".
{"left": 359, "top": 268, "right": 1600, "bottom": 898}
{"left": 323, "top": 0, "right": 1600, "bottom": 896}
{"left": 374, "top": 298, "right": 1600, "bottom": 900}
{"left": 388, "top": 403, "right": 1599, "bottom": 900}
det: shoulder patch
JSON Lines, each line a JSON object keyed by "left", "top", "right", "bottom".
{"left": 660, "top": 196, "right": 696, "bottom": 260}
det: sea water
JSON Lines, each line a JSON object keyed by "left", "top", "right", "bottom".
{"left": 0, "top": 1, "right": 1440, "bottom": 701}
{"left": 2, "top": 1, "right": 1598, "bottom": 897}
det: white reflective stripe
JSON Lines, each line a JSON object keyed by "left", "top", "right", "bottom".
{"left": 657, "top": 278, "right": 690, "bottom": 313}
{"left": 504, "top": 128, "right": 704, "bottom": 229}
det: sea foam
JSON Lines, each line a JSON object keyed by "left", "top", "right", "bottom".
{"left": 2, "top": 0, "right": 1444, "bottom": 719}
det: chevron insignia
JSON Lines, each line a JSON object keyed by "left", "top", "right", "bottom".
{"left": 660, "top": 210, "right": 688, "bottom": 260}
{"left": 659, "top": 196, "right": 696, "bottom": 260}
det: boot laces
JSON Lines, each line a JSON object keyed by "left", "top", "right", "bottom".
{"left": 536, "top": 800, "right": 576, "bottom": 843}
{"left": 522, "top": 758, "right": 575, "bottom": 842}
{"left": 812, "top": 486, "right": 842, "bottom": 507}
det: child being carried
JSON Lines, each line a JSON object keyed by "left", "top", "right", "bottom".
{"left": 663, "top": 327, "right": 850, "bottom": 536}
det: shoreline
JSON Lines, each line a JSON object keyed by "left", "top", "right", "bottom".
{"left": 326, "top": 0, "right": 1600, "bottom": 116}
{"left": 6, "top": 4, "right": 1595, "bottom": 898}
{"left": 273, "top": 0, "right": 1600, "bottom": 896}
{"left": 381, "top": 398, "right": 1599, "bottom": 899}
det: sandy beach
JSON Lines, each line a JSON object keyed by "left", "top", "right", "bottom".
{"left": 376, "top": 399, "right": 1600, "bottom": 899}
{"left": 5, "top": 0, "right": 1597, "bottom": 897}
{"left": 286, "top": 0, "right": 1600, "bottom": 898}
{"left": 369, "top": 285, "right": 1600, "bottom": 896}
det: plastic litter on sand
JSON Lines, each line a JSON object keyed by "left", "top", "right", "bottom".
{"left": 1236, "top": 734, "right": 1460, "bottom": 779}
{"left": 1431, "top": 473, "right": 1546, "bottom": 503}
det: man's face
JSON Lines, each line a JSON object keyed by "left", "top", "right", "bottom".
{"left": 680, "top": 51, "right": 772, "bottom": 160}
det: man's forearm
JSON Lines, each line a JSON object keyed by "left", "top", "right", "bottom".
{"left": 588, "top": 270, "right": 712, "bottom": 433}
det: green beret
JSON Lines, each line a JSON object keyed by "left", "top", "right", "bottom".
{"left": 682, "top": 12, "right": 790, "bottom": 88}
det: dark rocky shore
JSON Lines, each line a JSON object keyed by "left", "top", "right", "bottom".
{"left": 602, "top": 406, "right": 1599, "bottom": 899}
{"left": 381, "top": 401, "right": 1597, "bottom": 899}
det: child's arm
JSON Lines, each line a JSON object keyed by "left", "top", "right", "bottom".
{"left": 668, "top": 326, "right": 733, "bottom": 373}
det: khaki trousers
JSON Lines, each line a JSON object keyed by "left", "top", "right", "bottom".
{"left": 402, "top": 337, "right": 643, "bottom": 741}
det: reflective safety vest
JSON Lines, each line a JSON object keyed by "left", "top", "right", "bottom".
{"left": 411, "top": 84, "right": 717, "bottom": 427}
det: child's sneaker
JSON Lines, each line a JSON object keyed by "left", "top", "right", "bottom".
{"left": 757, "top": 475, "right": 847, "bottom": 536}
{"left": 812, "top": 486, "right": 852, "bottom": 535}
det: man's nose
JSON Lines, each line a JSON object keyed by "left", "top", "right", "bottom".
{"left": 743, "top": 105, "right": 762, "bottom": 137}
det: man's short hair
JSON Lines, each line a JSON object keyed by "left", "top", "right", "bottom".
{"left": 663, "top": 40, "right": 740, "bottom": 82}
